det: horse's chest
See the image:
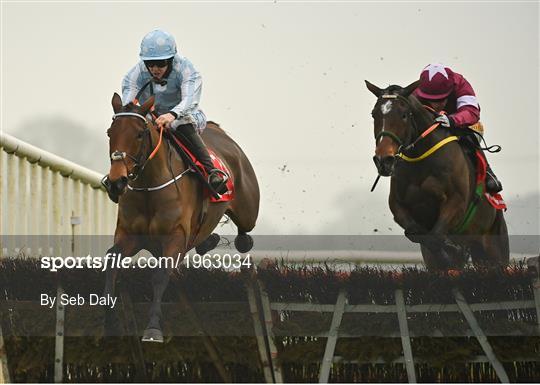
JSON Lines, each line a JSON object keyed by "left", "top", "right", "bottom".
{"left": 396, "top": 176, "right": 442, "bottom": 207}
{"left": 119, "top": 204, "right": 183, "bottom": 234}
{"left": 118, "top": 208, "right": 150, "bottom": 233}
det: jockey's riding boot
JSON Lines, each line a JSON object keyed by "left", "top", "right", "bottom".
{"left": 461, "top": 133, "right": 503, "bottom": 194}
{"left": 485, "top": 163, "right": 503, "bottom": 193}
{"left": 174, "top": 124, "right": 228, "bottom": 194}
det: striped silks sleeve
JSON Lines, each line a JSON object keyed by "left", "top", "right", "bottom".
{"left": 171, "top": 58, "right": 202, "bottom": 118}
{"left": 121, "top": 62, "right": 144, "bottom": 105}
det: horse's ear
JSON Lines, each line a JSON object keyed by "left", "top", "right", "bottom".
{"left": 402, "top": 80, "right": 420, "bottom": 97}
{"left": 112, "top": 93, "right": 123, "bottom": 113}
{"left": 140, "top": 96, "right": 155, "bottom": 115}
{"left": 365, "top": 80, "right": 383, "bottom": 97}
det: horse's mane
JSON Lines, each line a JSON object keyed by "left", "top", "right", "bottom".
{"left": 407, "top": 94, "right": 438, "bottom": 133}
{"left": 121, "top": 104, "right": 226, "bottom": 134}
{"left": 122, "top": 102, "right": 144, "bottom": 114}
{"left": 119, "top": 103, "right": 228, "bottom": 137}
{"left": 384, "top": 85, "right": 406, "bottom": 95}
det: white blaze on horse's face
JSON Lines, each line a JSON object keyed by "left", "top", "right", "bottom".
{"left": 379, "top": 100, "right": 393, "bottom": 142}
{"left": 381, "top": 100, "right": 393, "bottom": 115}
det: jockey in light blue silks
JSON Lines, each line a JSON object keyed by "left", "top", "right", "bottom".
{"left": 122, "top": 29, "right": 227, "bottom": 194}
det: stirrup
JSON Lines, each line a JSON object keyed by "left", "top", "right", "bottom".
{"left": 208, "top": 169, "right": 228, "bottom": 182}
{"left": 486, "top": 178, "right": 502, "bottom": 194}
{"left": 208, "top": 169, "right": 229, "bottom": 194}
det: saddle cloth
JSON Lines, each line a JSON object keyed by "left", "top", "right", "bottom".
{"left": 208, "top": 149, "right": 234, "bottom": 202}
{"left": 168, "top": 133, "right": 234, "bottom": 203}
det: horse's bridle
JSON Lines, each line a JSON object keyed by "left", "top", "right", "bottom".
{"left": 374, "top": 94, "right": 420, "bottom": 153}
{"left": 373, "top": 93, "right": 452, "bottom": 159}
{"left": 109, "top": 112, "right": 153, "bottom": 181}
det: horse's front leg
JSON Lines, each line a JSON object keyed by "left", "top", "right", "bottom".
{"left": 103, "top": 231, "right": 140, "bottom": 336}
{"left": 142, "top": 232, "right": 187, "bottom": 343}
{"left": 426, "top": 193, "right": 469, "bottom": 268}
{"left": 142, "top": 265, "right": 170, "bottom": 342}
{"left": 389, "top": 184, "right": 428, "bottom": 243}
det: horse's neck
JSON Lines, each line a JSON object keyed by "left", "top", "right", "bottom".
{"left": 401, "top": 102, "right": 453, "bottom": 159}
{"left": 409, "top": 98, "right": 432, "bottom": 134}
{"left": 138, "top": 131, "right": 186, "bottom": 187}
{"left": 412, "top": 101, "right": 450, "bottom": 142}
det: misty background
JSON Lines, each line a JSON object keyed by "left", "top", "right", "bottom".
{"left": 2, "top": 2, "right": 538, "bottom": 238}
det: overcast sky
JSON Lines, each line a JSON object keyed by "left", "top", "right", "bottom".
{"left": 1, "top": 1, "right": 538, "bottom": 235}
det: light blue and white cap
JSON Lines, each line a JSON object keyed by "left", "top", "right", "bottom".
{"left": 139, "top": 29, "right": 177, "bottom": 60}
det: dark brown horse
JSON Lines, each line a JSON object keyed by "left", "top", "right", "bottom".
{"left": 365, "top": 80, "right": 509, "bottom": 270}
{"left": 104, "top": 93, "right": 259, "bottom": 342}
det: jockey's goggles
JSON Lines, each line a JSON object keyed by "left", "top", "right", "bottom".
{"left": 144, "top": 59, "right": 169, "bottom": 68}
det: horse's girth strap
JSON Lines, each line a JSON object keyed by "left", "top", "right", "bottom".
{"left": 453, "top": 183, "right": 484, "bottom": 234}
{"left": 398, "top": 136, "right": 459, "bottom": 162}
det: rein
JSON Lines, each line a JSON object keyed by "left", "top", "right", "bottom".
{"left": 397, "top": 136, "right": 459, "bottom": 162}
{"left": 111, "top": 112, "right": 193, "bottom": 193}
{"left": 127, "top": 168, "right": 192, "bottom": 192}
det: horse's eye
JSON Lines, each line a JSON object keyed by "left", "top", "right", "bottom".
{"left": 106, "top": 128, "right": 111, "bottom": 137}
{"left": 136, "top": 131, "right": 144, "bottom": 140}
{"left": 402, "top": 113, "right": 408, "bottom": 120}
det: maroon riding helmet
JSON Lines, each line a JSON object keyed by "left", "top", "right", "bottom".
{"left": 416, "top": 63, "right": 455, "bottom": 100}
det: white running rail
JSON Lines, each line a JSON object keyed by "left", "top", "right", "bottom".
{"left": 1, "top": 132, "right": 117, "bottom": 256}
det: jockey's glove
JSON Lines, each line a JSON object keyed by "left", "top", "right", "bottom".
{"left": 434, "top": 114, "right": 455, "bottom": 128}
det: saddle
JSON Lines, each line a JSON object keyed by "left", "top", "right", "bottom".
{"left": 164, "top": 130, "right": 234, "bottom": 203}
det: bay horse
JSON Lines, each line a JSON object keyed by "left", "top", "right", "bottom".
{"left": 103, "top": 93, "right": 259, "bottom": 342}
{"left": 365, "top": 80, "right": 509, "bottom": 270}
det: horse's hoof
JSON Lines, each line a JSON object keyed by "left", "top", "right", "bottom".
{"left": 196, "top": 233, "right": 220, "bottom": 255}
{"left": 142, "top": 328, "right": 164, "bottom": 343}
{"left": 404, "top": 225, "right": 427, "bottom": 243}
{"left": 235, "top": 233, "right": 253, "bottom": 253}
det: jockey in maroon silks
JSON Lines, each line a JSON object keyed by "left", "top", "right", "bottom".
{"left": 414, "top": 63, "right": 503, "bottom": 193}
